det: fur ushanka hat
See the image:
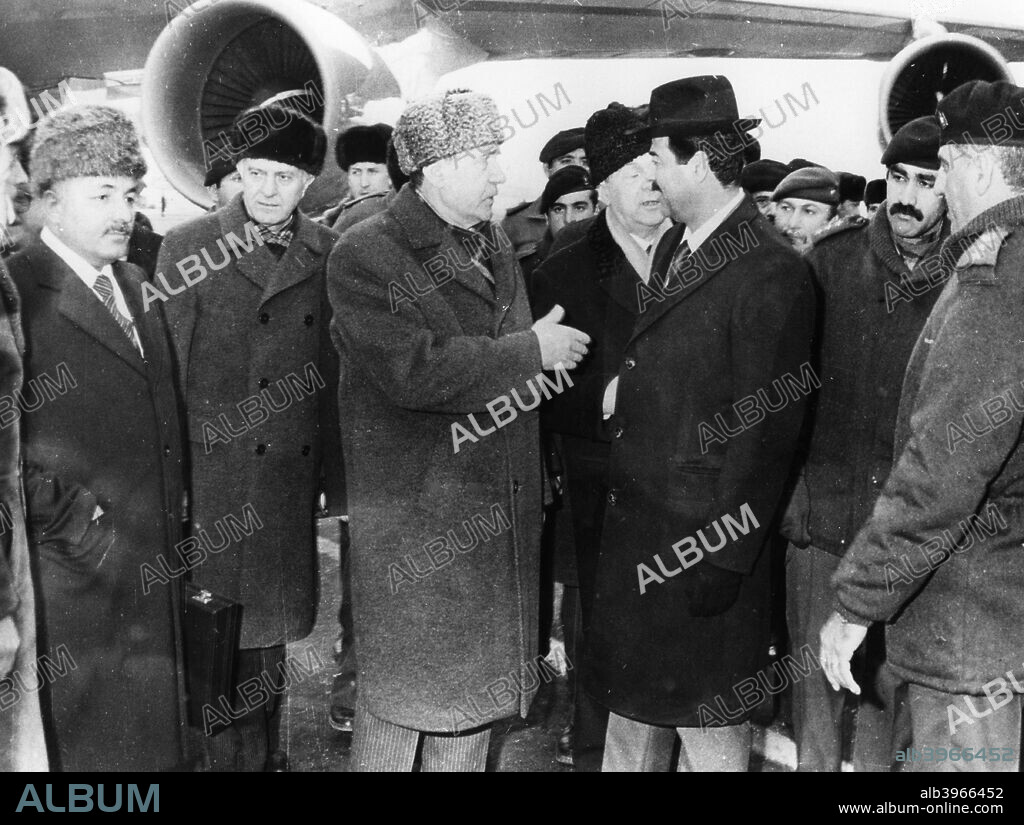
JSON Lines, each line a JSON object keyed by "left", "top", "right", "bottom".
{"left": 30, "top": 104, "right": 147, "bottom": 196}
{"left": 393, "top": 88, "right": 506, "bottom": 175}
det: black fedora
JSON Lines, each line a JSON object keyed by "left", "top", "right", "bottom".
{"left": 638, "top": 75, "right": 760, "bottom": 139}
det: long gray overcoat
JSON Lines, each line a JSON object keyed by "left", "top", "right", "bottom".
{"left": 329, "top": 185, "right": 545, "bottom": 732}
{"left": 159, "top": 194, "right": 341, "bottom": 649}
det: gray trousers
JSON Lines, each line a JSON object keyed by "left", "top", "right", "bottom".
{"left": 602, "top": 712, "right": 752, "bottom": 772}
{"left": 907, "top": 683, "right": 1021, "bottom": 772}
{"left": 786, "top": 543, "right": 909, "bottom": 771}
{"left": 351, "top": 695, "right": 491, "bottom": 772}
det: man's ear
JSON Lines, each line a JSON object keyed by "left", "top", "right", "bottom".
{"left": 301, "top": 171, "right": 315, "bottom": 198}
{"left": 975, "top": 149, "right": 998, "bottom": 200}
{"left": 691, "top": 149, "right": 711, "bottom": 185}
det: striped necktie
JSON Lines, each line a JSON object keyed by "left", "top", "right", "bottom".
{"left": 656, "top": 239, "right": 692, "bottom": 292}
{"left": 94, "top": 272, "right": 141, "bottom": 355}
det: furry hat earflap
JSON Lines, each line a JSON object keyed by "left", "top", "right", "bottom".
{"left": 30, "top": 104, "right": 147, "bottom": 195}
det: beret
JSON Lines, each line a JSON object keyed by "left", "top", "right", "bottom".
{"left": 740, "top": 159, "right": 790, "bottom": 194}
{"left": 881, "top": 115, "right": 941, "bottom": 170}
{"left": 539, "top": 127, "right": 585, "bottom": 165}
{"left": 394, "top": 89, "right": 506, "bottom": 175}
{"left": 30, "top": 104, "right": 147, "bottom": 196}
{"left": 864, "top": 178, "right": 886, "bottom": 206}
{"left": 937, "top": 80, "right": 1024, "bottom": 147}
{"left": 772, "top": 166, "right": 840, "bottom": 205}
{"left": 585, "top": 103, "right": 649, "bottom": 185}
{"left": 787, "top": 157, "right": 820, "bottom": 171}
{"left": 232, "top": 103, "right": 326, "bottom": 175}
{"left": 838, "top": 172, "right": 866, "bottom": 202}
{"left": 336, "top": 123, "right": 392, "bottom": 171}
{"left": 540, "top": 166, "right": 595, "bottom": 214}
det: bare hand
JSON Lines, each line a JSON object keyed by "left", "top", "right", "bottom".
{"left": 532, "top": 305, "right": 590, "bottom": 371}
{"left": 819, "top": 611, "right": 868, "bottom": 695}
{"left": 0, "top": 616, "right": 19, "bottom": 678}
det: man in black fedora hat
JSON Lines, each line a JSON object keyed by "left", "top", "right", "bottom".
{"left": 584, "top": 75, "right": 815, "bottom": 771}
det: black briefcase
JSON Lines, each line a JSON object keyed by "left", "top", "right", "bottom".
{"left": 183, "top": 583, "right": 243, "bottom": 734}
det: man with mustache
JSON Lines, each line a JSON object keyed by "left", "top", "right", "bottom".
{"left": 822, "top": 80, "right": 1024, "bottom": 773}
{"left": 7, "top": 105, "right": 189, "bottom": 770}
{"left": 781, "top": 115, "right": 949, "bottom": 771}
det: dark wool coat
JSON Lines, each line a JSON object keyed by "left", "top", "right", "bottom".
{"left": 784, "top": 207, "right": 950, "bottom": 554}
{"left": 8, "top": 240, "right": 188, "bottom": 771}
{"left": 329, "top": 185, "right": 544, "bottom": 732}
{"left": 531, "top": 211, "right": 643, "bottom": 619}
{"left": 584, "top": 197, "right": 816, "bottom": 726}
{"left": 159, "top": 194, "right": 341, "bottom": 649}
{"left": 0, "top": 261, "right": 47, "bottom": 772}
{"left": 834, "top": 195, "right": 1024, "bottom": 695}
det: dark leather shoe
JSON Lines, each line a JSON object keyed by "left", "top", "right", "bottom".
{"left": 330, "top": 704, "right": 355, "bottom": 733}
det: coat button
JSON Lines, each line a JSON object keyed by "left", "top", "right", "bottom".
{"left": 258, "top": 377, "right": 269, "bottom": 389}
{"left": 259, "top": 312, "right": 270, "bottom": 324}
{"left": 512, "top": 480, "right": 520, "bottom": 494}
{"left": 624, "top": 357, "right": 636, "bottom": 370}
{"left": 255, "top": 444, "right": 267, "bottom": 455}
{"left": 304, "top": 314, "right": 315, "bottom": 326}
{"left": 613, "top": 425, "right": 624, "bottom": 439}
{"left": 301, "top": 445, "right": 311, "bottom": 456}
{"left": 607, "top": 490, "right": 618, "bottom": 506}
{"left": 163, "top": 445, "right": 171, "bottom": 457}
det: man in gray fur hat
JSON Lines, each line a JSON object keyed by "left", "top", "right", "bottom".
{"left": 329, "top": 88, "right": 589, "bottom": 771}
{"left": 7, "top": 104, "right": 189, "bottom": 771}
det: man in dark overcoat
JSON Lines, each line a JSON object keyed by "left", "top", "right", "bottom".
{"left": 329, "top": 88, "right": 590, "bottom": 772}
{"left": 584, "top": 76, "right": 816, "bottom": 771}
{"left": 531, "top": 101, "right": 672, "bottom": 770}
{"left": 822, "top": 80, "right": 1024, "bottom": 773}
{"left": 9, "top": 105, "right": 188, "bottom": 771}
{"left": 159, "top": 102, "right": 340, "bottom": 772}
{"left": 782, "top": 116, "right": 950, "bottom": 772}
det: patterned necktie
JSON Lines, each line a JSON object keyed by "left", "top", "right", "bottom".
{"left": 94, "top": 272, "right": 141, "bottom": 355}
{"left": 657, "top": 239, "right": 692, "bottom": 292}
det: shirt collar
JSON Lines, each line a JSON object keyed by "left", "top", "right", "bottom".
{"left": 681, "top": 189, "right": 745, "bottom": 254}
{"left": 40, "top": 225, "right": 114, "bottom": 288}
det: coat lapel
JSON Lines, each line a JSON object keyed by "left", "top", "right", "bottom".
{"left": 28, "top": 241, "right": 148, "bottom": 376}
{"left": 630, "top": 197, "right": 759, "bottom": 340}
{"left": 591, "top": 213, "right": 643, "bottom": 317}
{"left": 390, "top": 185, "right": 497, "bottom": 308}
{"left": 217, "top": 194, "right": 273, "bottom": 295}
{"left": 262, "top": 213, "right": 331, "bottom": 303}
{"left": 116, "top": 262, "right": 167, "bottom": 382}
{"left": 0, "top": 263, "right": 24, "bottom": 356}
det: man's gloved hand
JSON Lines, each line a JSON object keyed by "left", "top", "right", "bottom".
{"left": 681, "top": 561, "right": 743, "bottom": 617}
{"left": 0, "top": 616, "right": 19, "bottom": 678}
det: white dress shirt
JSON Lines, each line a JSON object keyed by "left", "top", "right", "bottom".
{"left": 41, "top": 226, "right": 144, "bottom": 355}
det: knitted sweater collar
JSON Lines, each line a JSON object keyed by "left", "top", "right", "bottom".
{"left": 941, "top": 194, "right": 1024, "bottom": 270}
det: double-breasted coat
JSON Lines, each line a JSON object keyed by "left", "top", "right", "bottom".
{"left": 0, "top": 260, "right": 46, "bottom": 772}
{"left": 329, "top": 185, "right": 544, "bottom": 732}
{"left": 584, "top": 198, "right": 816, "bottom": 726}
{"left": 8, "top": 239, "right": 188, "bottom": 771}
{"left": 159, "top": 194, "right": 341, "bottom": 649}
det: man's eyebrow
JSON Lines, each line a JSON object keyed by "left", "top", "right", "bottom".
{"left": 915, "top": 172, "right": 937, "bottom": 185}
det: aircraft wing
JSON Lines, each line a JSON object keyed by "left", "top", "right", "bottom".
{"left": 4, "top": 0, "right": 1024, "bottom": 94}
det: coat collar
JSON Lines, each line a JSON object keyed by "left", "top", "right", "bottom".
{"left": 388, "top": 184, "right": 514, "bottom": 306}
{"left": 586, "top": 211, "right": 643, "bottom": 316}
{"left": 868, "top": 206, "right": 950, "bottom": 285}
{"left": 23, "top": 239, "right": 150, "bottom": 376}
{"left": 0, "top": 260, "right": 23, "bottom": 356}
{"left": 631, "top": 195, "right": 761, "bottom": 338}
{"left": 218, "top": 193, "right": 332, "bottom": 304}
{"left": 940, "top": 193, "right": 1024, "bottom": 276}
